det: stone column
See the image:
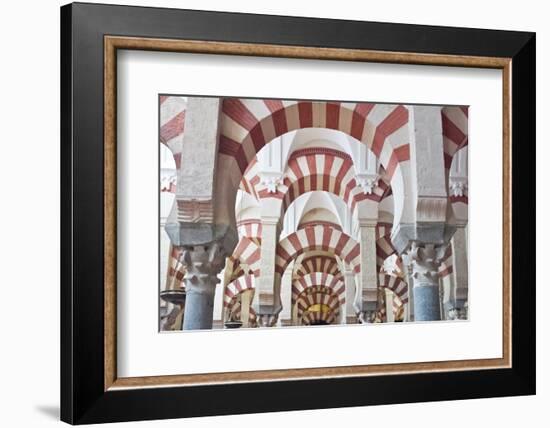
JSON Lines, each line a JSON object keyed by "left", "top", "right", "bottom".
{"left": 385, "top": 289, "right": 395, "bottom": 322}
{"left": 181, "top": 241, "right": 227, "bottom": 330}
{"left": 450, "top": 224, "right": 469, "bottom": 320}
{"left": 291, "top": 301, "right": 299, "bottom": 325}
{"left": 163, "top": 97, "right": 239, "bottom": 329}
{"left": 402, "top": 243, "right": 448, "bottom": 321}
{"left": 343, "top": 269, "right": 357, "bottom": 324}
{"left": 403, "top": 263, "right": 414, "bottom": 322}
{"left": 254, "top": 216, "right": 282, "bottom": 326}
{"left": 279, "top": 260, "right": 293, "bottom": 326}
{"left": 354, "top": 223, "right": 378, "bottom": 323}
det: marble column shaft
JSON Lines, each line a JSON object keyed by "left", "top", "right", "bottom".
{"left": 451, "top": 225, "right": 469, "bottom": 319}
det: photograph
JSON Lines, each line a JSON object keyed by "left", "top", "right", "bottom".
{"left": 159, "top": 96, "right": 469, "bottom": 331}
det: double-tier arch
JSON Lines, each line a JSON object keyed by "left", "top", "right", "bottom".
{"left": 292, "top": 272, "right": 345, "bottom": 306}
{"left": 215, "top": 99, "right": 411, "bottom": 234}
{"left": 255, "top": 148, "right": 391, "bottom": 221}
{"left": 275, "top": 225, "right": 361, "bottom": 280}
{"left": 295, "top": 285, "right": 342, "bottom": 325}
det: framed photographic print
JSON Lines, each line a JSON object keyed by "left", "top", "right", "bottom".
{"left": 60, "top": 2, "right": 536, "bottom": 424}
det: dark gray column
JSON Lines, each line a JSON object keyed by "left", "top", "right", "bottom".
{"left": 183, "top": 284, "right": 216, "bottom": 330}
{"left": 180, "top": 242, "right": 227, "bottom": 330}
{"left": 413, "top": 284, "right": 441, "bottom": 321}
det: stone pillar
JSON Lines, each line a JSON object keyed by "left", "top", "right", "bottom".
{"left": 163, "top": 97, "right": 239, "bottom": 330}
{"left": 354, "top": 223, "right": 378, "bottom": 323}
{"left": 292, "top": 301, "right": 299, "bottom": 326}
{"left": 254, "top": 216, "right": 282, "bottom": 326}
{"left": 403, "top": 263, "right": 414, "bottom": 322}
{"left": 279, "top": 261, "right": 293, "bottom": 326}
{"left": 181, "top": 241, "right": 227, "bottom": 330}
{"left": 402, "top": 243, "right": 448, "bottom": 321}
{"left": 450, "top": 224, "right": 469, "bottom": 319}
{"left": 344, "top": 269, "right": 357, "bottom": 324}
{"left": 385, "top": 289, "right": 395, "bottom": 322}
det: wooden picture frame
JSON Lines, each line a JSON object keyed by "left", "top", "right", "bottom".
{"left": 61, "top": 2, "right": 536, "bottom": 424}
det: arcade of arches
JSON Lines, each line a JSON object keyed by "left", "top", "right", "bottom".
{"left": 159, "top": 96, "right": 469, "bottom": 330}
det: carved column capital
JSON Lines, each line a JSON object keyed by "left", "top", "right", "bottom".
{"left": 178, "top": 239, "right": 229, "bottom": 330}
{"left": 256, "top": 313, "right": 279, "bottom": 327}
{"left": 357, "top": 309, "right": 377, "bottom": 324}
{"left": 259, "top": 171, "right": 285, "bottom": 194}
{"left": 180, "top": 240, "right": 227, "bottom": 294}
{"left": 449, "top": 177, "right": 468, "bottom": 197}
{"left": 401, "top": 242, "right": 448, "bottom": 284}
{"left": 401, "top": 242, "right": 449, "bottom": 321}
{"left": 355, "top": 173, "right": 379, "bottom": 195}
{"left": 447, "top": 307, "right": 468, "bottom": 320}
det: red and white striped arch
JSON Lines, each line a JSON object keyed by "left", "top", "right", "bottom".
{"left": 236, "top": 219, "right": 262, "bottom": 243}
{"left": 239, "top": 158, "right": 260, "bottom": 200}
{"left": 294, "top": 254, "right": 342, "bottom": 279}
{"left": 378, "top": 273, "right": 408, "bottom": 304}
{"left": 301, "top": 309, "right": 337, "bottom": 326}
{"left": 227, "top": 302, "right": 257, "bottom": 327}
{"left": 219, "top": 99, "right": 410, "bottom": 182}
{"left": 375, "top": 291, "right": 405, "bottom": 323}
{"left": 438, "top": 245, "right": 454, "bottom": 278}
{"left": 441, "top": 106, "right": 468, "bottom": 170}
{"left": 275, "top": 225, "right": 361, "bottom": 279}
{"left": 159, "top": 96, "right": 186, "bottom": 168}
{"left": 164, "top": 245, "right": 185, "bottom": 290}
{"left": 442, "top": 106, "right": 469, "bottom": 207}
{"left": 375, "top": 223, "right": 404, "bottom": 276}
{"left": 295, "top": 286, "right": 341, "bottom": 321}
{"left": 376, "top": 223, "right": 403, "bottom": 272}
{"left": 292, "top": 272, "right": 345, "bottom": 305}
{"left": 376, "top": 223, "right": 399, "bottom": 270}
{"left": 224, "top": 274, "right": 255, "bottom": 308}
{"left": 228, "top": 260, "right": 246, "bottom": 284}
{"left": 256, "top": 148, "right": 390, "bottom": 215}
{"left": 374, "top": 306, "right": 386, "bottom": 323}
{"left": 231, "top": 236, "right": 261, "bottom": 277}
